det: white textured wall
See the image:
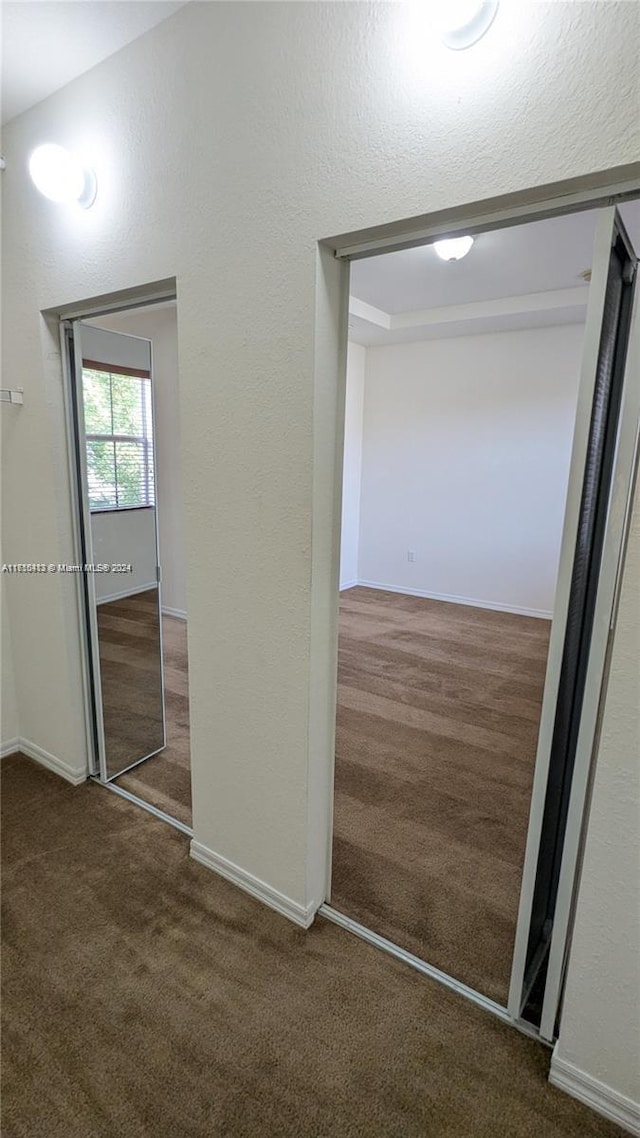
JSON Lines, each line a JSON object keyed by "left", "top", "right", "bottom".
{"left": 1, "top": 2, "right": 639, "bottom": 921}
{"left": 340, "top": 342, "right": 365, "bottom": 589}
{"left": 554, "top": 479, "right": 640, "bottom": 1108}
{"left": 92, "top": 307, "right": 187, "bottom": 616}
{"left": 358, "top": 325, "right": 584, "bottom": 616}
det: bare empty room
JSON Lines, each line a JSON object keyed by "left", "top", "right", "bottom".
{"left": 329, "top": 201, "right": 640, "bottom": 1015}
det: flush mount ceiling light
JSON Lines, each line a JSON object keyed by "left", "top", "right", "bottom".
{"left": 28, "top": 144, "right": 97, "bottom": 208}
{"left": 433, "top": 235, "right": 475, "bottom": 261}
{"left": 433, "top": 0, "right": 499, "bottom": 49}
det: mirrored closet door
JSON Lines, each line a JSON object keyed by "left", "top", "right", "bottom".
{"left": 71, "top": 323, "right": 166, "bottom": 781}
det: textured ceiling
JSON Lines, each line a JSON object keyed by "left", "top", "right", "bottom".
{"left": 2, "top": 1, "right": 187, "bottom": 123}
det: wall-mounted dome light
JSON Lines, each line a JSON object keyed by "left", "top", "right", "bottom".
{"left": 433, "top": 235, "right": 475, "bottom": 262}
{"left": 433, "top": 1, "right": 499, "bottom": 50}
{"left": 28, "top": 144, "right": 97, "bottom": 208}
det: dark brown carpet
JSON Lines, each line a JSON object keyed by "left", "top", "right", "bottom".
{"left": 1, "top": 754, "right": 622, "bottom": 1138}
{"left": 331, "top": 587, "right": 551, "bottom": 1005}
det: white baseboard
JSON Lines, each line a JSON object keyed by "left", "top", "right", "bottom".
{"left": 190, "top": 840, "right": 318, "bottom": 929}
{"left": 356, "top": 579, "right": 553, "bottom": 620}
{"left": 3, "top": 739, "right": 87, "bottom": 786}
{"left": 550, "top": 1050, "right": 640, "bottom": 1136}
{"left": 1, "top": 737, "right": 20, "bottom": 758}
{"left": 96, "top": 582, "right": 157, "bottom": 606}
{"left": 339, "top": 580, "right": 359, "bottom": 592}
{"left": 162, "top": 606, "right": 187, "bottom": 621}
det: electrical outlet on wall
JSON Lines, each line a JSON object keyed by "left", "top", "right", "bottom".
{"left": 407, "top": 550, "right": 416, "bottom": 563}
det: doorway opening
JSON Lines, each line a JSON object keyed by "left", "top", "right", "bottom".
{"left": 63, "top": 296, "right": 192, "bottom": 833}
{"left": 325, "top": 197, "right": 639, "bottom": 1040}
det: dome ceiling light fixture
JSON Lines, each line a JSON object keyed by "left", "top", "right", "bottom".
{"left": 28, "top": 144, "right": 97, "bottom": 208}
{"left": 433, "top": 235, "right": 475, "bottom": 262}
{"left": 432, "top": 0, "right": 500, "bottom": 50}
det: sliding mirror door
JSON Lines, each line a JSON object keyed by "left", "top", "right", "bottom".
{"left": 509, "top": 205, "right": 638, "bottom": 1034}
{"left": 72, "top": 323, "right": 165, "bottom": 780}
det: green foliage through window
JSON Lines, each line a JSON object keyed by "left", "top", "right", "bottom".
{"left": 82, "top": 368, "right": 155, "bottom": 510}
